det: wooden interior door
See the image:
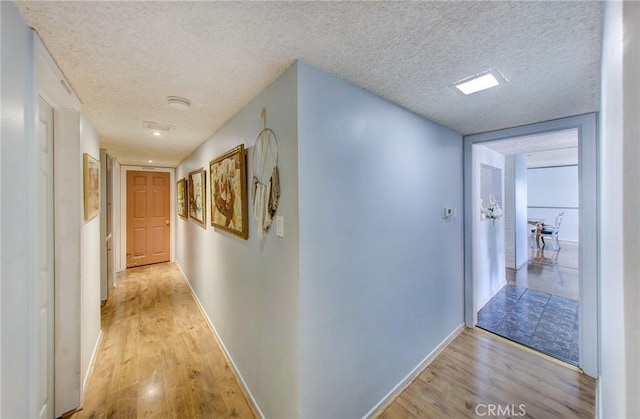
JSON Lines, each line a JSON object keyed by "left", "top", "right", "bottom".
{"left": 126, "top": 171, "right": 170, "bottom": 267}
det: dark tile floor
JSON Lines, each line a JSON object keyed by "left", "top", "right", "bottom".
{"left": 477, "top": 284, "right": 579, "bottom": 365}
{"left": 477, "top": 241, "right": 580, "bottom": 364}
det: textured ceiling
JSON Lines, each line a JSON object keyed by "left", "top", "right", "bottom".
{"left": 15, "top": 1, "right": 603, "bottom": 167}
{"left": 484, "top": 129, "right": 578, "bottom": 155}
{"left": 527, "top": 148, "right": 579, "bottom": 168}
{"left": 483, "top": 129, "right": 579, "bottom": 167}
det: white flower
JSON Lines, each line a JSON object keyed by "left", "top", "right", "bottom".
{"left": 481, "top": 194, "right": 503, "bottom": 222}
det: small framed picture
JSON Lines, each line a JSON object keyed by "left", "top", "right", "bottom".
{"left": 188, "top": 168, "right": 206, "bottom": 226}
{"left": 177, "top": 178, "right": 188, "bottom": 218}
{"left": 83, "top": 153, "right": 100, "bottom": 221}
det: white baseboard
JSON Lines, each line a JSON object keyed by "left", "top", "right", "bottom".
{"left": 363, "top": 323, "right": 466, "bottom": 418}
{"left": 596, "top": 378, "right": 601, "bottom": 419}
{"left": 175, "top": 262, "right": 265, "bottom": 419}
{"left": 81, "top": 329, "right": 103, "bottom": 404}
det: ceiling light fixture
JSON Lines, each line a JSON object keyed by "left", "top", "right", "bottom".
{"left": 167, "top": 96, "right": 192, "bottom": 110}
{"left": 451, "top": 68, "right": 507, "bottom": 95}
{"left": 148, "top": 160, "right": 153, "bottom": 163}
{"left": 143, "top": 120, "right": 175, "bottom": 137}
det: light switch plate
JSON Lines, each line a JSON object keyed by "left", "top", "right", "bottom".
{"left": 276, "top": 216, "right": 284, "bottom": 237}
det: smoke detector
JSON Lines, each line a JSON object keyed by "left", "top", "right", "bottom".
{"left": 167, "top": 96, "right": 191, "bottom": 110}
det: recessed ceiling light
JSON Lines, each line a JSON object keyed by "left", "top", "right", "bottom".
{"left": 451, "top": 68, "right": 507, "bottom": 95}
{"left": 152, "top": 131, "right": 162, "bottom": 137}
{"left": 167, "top": 96, "right": 191, "bottom": 110}
{"left": 148, "top": 160, "right": 153, "bottom": 163}
{"left": 143, "top": 120, "right": 175, "bottom": 133}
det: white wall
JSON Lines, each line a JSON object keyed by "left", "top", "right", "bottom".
{"left": 0, "top": 5, "right": 3, "bottom": 410}
{"left": 0, "top": 3, "right": 35, "bottom": 416}
{"left": 527, "top": 165, "right": 579, "bottom": 242}
{"left": 53, "top": 109, "right": 82, "bottom": 414}
{"left": 297, "top": 62, "right": 464, "bottom": 418}
{"left": 472, "top": 145, "right": 506, "bottom": 313}
{"left": 514, "top": 155, "right": 528, "bottom": 267}
{"left": 599, "top": 1, "right": 640, "bottom": 417}
{"left": 505, "top": 154, "right": 528, "bottom": 269}
{"left": 621, "top": 3, "right": 640, "bottom": 414}
{"left": 599, "top": 2, "right": 625, "bottom": 414}
{"left": 0, "top": 7, "right": 97, "bottom": 417}
{"left": 176, "top": 65, "right": 299, "bottom": 419}
{"left": 80, "top": 112, "right": 102, "bottom": 394}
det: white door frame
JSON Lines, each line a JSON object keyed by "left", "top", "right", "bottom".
{"left": 117, "top": 165, "right": 176, "bottom": 272}
{"left": 463, "top": 113, "right": 598, "bottom": 377}
{"left": 37, "top": 96, "right": 55, "bottom": 419}
{"left": 34, "top": 33, "right": 84, "bottom": 416}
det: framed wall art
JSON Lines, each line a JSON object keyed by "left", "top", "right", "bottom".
{"left": 177, "top": 178, "right": 188, "bottom": 218}
{"left": 209, "top": 144, "right": 248, "bottom": 239}
{"left": 83, "top": 153, "right": 100, "bottom": 221}
{"left": 188, "top": 168, "right": 206, "bottom": 226}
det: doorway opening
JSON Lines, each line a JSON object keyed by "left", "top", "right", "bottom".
{"left": 464, "top": 114, "right": 597, "bottom": 376}
{"left": 473, "top": 130, "right": 580, "bottom": 365}
{"left": 117, "top": 165, "right": 176, "bottom": 272}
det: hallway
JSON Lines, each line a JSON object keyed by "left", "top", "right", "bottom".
{"left": 73, "top": 263, "right": 596, "bottom": 419}
{"left": 73, "top": 263, "right": 255, "bottom": 418}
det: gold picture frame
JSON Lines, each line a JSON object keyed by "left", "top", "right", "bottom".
{"left": 177, "top": 178, "right": 188, "bottom": 219}
{"left": 188, "top": 168, "right": 206, "bottom": 226}
{"left": 209, "top": 144, "right": 248, "bottom": 239}
{"left": 83, "top": 153, "right": 100, "bottom": 221}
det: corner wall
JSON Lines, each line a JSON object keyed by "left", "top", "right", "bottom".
{"left": 505, "top": 154, "right": 528, "bottom": 269}
{"left": 79, "top": 112, "right": 102, "bottom": 393}
{"left": 1, "top": 3, "right": 35, "bottom": 416}
{"left": 176, "top": 65, "right": 299, "bottom": 419}
{"left": 621, "top": 3, "right": 640, "bottom": 414}
{"left": 599, "top": 1, "right": 640, "bottom": 417}
{"left": 472, "top": 145, "right": 506, "bottom": 312}
{"left": 54, "top": 109, "right": 82, "bottom": 414}
{"left": 297, "top": 62, "right": 464, "bottom": 418}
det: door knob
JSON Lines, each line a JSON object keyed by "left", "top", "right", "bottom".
{"left": 166, "top": 220, "right": 170, "bottom": 226}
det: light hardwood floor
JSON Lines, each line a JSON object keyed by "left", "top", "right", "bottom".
{"left": 74, "top": 262, "right": 594, "bottom": 419}
{"left": 71, "top": 263, "right": 255, "bottom": 419}
{"left": 378, "top": 328, "right": 595, "bottom": 418}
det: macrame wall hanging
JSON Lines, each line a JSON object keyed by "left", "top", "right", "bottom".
{"left": 251, "top": 108, "right": 280, "bottom": 240}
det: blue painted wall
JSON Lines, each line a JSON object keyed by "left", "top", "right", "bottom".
{"left": 176, "top": 65, "right": 300, "bottom": 419}
{"left": 297, "top": 62, "right": 464, "bottom": 418}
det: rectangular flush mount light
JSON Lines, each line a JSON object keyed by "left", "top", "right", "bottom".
{"left": 452, "top": 68, "right": 507, "bottom": 95}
